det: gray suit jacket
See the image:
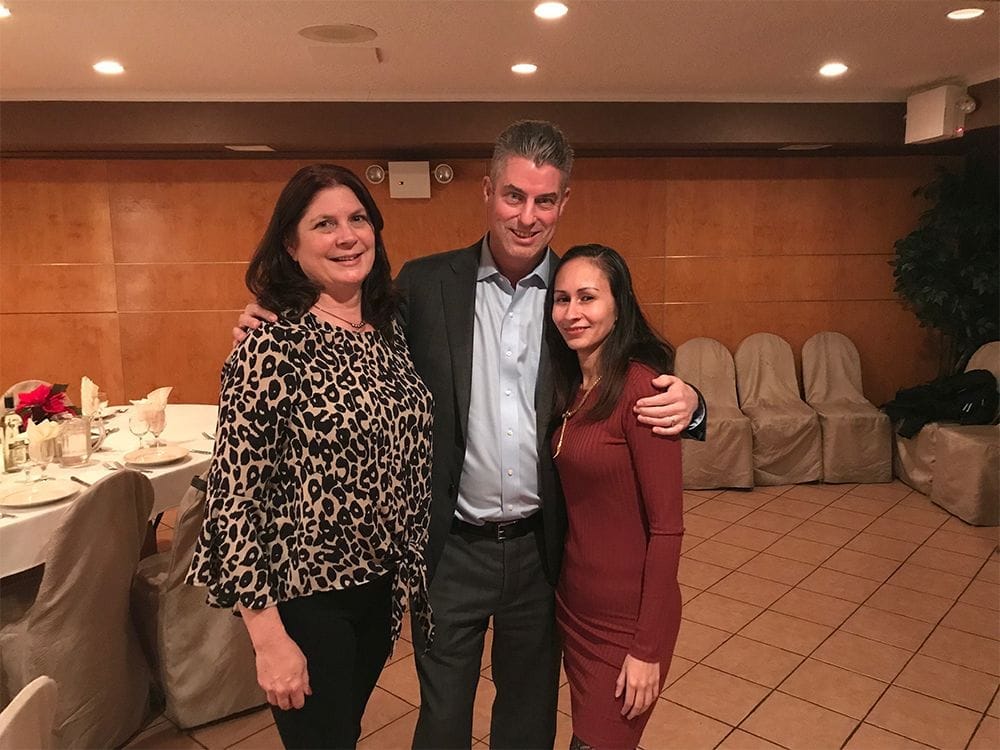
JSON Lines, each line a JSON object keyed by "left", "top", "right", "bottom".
{"left": 396, "top": 240, "right": 567, "bottom": 585}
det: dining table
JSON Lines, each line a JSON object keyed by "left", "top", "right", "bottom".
{"left": 0, "top": 403, "right": 218, "bottom": 578}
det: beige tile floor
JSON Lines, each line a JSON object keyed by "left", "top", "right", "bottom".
{"left": 125, "top": 481, "right": 999, "bottom": 750}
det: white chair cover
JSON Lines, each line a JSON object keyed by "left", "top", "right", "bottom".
{"left": 802, "top": 332, "right": 892, "bottom": 483}
{"left": 0, "top": 471, "right": 153, "bottom": 749}
{"left": 894, "top": 341, "right": 1000, "bottom": 524}
{"left": 132, "top": 473, "right": 265, "bottom": 728}
{"left": 675, "top": 338, "right": 753, "bottom": 489}
{"left": 0, "top": 676, "right": 57, "bottom": 750}
{"left": 734, "top": 333, "right": 822, "bottom": 485}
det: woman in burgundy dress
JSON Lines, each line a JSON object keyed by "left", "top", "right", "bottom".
{"left": 546, "top": 244, "right": 684, "bottom": 750}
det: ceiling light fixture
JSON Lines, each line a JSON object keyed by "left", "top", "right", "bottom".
{"left": 946, "top": 8, "right": 985, "bottom": 20}
{"left": 0, "top": 5, "right": 11, "bottom": 19}
{"left": 819, "top": 62, "right": 848, "bottom": 77}
{"left": 224, "top": 145, "right": 276, "bottom": 152}
{"left": 512, "top": 62, "right": 538, "bottom": 75}
{"left": 534, "top": 2, "right": 568, "bottom": 20}
{"left": 93, "top": 60, "right": 125, "bottom": 75}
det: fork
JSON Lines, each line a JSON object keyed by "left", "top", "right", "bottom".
{"left": 104, "top": 460, "right": 152, "bottom": 474}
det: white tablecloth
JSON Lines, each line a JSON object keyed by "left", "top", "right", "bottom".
{"left": 0, "top": 404, "right": 218, "bottom": 577}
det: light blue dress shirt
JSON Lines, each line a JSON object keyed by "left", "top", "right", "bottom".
{"left": 455, "top": 238, "right": 551, "bottom": 524}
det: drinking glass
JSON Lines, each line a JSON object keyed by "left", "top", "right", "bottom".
{"left": 147, "top": 406, "right": 166, "bottom": 447}
{"left": 129, "top": 410, "right": 149, "bottom": 450}
{"left": 23, "top": 437, "right": 56, "bottom": 483}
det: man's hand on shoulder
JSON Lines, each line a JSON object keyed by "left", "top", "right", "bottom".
{"left": 233, "top": 303, "right": 278, "bottom": 345}
{"left": 633, "top": 375, "right": 700, "bottom": 437}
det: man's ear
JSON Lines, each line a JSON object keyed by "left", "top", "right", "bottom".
{"left": 557, "top": 186, "right": 571, "bottom": 216}
{"left": 482, "top": 175, "right": 493, "bottom": 203}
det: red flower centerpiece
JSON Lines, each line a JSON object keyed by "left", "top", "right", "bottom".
{"left": 15, "top": 383, "right": 79, "bottom": 428}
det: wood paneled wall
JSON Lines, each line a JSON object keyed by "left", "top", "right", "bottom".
{"left": 0, "top": 155, "right": 944, "bottom": 407}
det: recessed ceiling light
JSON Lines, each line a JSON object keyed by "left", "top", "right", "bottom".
{"left": 298, "top": 24, "right": 378, "bottom": 43}
{"left": 224, "top": 145, "right": 276, "bottom": 152}
{"left": 947, "top": 8, "right": 985, "bottom": 20}
{"left": 534, "top": 2, "right": 568, "bottom": 20}
{"left": 511, "top": 63, "right": 538, "bottom": 75}
{"left": 819, "top": 62, "right": 848, "bottom": 77}
{"left": 93, "top": 60, "right": 125, "bottom": 75}
{"left": 0, "top": 5, "right": 11, "bottom": 18}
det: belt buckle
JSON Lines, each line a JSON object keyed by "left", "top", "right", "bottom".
{"left": 495, "top": 520, "right": 516, "bottom": 541}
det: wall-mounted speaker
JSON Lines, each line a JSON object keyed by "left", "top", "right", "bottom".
{"left": 904, "top": 85, "right": 967, "bottom": 145}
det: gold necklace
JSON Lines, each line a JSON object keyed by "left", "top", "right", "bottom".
{"left": 312, "top": 303, "right": 366, "bottom": 330}
{"left": 553, "top": 376, "right": 602, "bottom": 459}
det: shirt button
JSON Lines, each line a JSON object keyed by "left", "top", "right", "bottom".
{"left": 506, "top": 469, "right": 514, "bottom": 476}
{"left": 505, "top": 350, "right": 512, "bottom": 357}
{"left": 506, "top": 429, "right": 513, "bottom": 437}
{"left": 505, "top": 389, "right": 512, "bottom": 396}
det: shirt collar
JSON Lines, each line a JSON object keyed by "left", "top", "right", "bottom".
{"left": 477, "top": 236, "right": 551, "bottom": 288}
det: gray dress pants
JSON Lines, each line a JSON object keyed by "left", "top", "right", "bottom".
{"left": 412, "top": 524, "right": 560, "bottom": 749}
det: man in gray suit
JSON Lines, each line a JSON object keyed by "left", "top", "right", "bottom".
{"left": 238, "top": 120, "right": 704, "bottom": 749}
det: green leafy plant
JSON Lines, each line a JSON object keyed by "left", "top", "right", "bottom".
{"left": 892, "top": 153, "right": 999, "bottom": 373}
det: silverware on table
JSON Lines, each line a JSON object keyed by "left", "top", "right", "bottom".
{"left": 190, "top": 449, "right": 212, "bottom": 455}
{"left": 201, "top": 431, "right": 216, "bottom": 441}
{"left": 69, "top": 476, "right": 92, "bottom": 487}
{"left": 104, "top": 460, "right": 152, "bottom": 474}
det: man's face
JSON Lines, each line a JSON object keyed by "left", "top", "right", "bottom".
{"left": 484, "top": 156, "right": 569, "bottom": 273}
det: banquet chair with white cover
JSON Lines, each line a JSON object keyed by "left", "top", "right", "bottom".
{"left": 0, "top": 676, "right": 58, "bottom": 750}
{"left": 1, "top": 380, "right": 52, "bottom": 401}
{"left": 0, "top": 471, "right": 154, "bottom": 748}
{"left": 802, "top": 332, "right": 892, "bottom": 483}
{"left": 675, "top": 338, "right": 753, "bottom": 489}
{"left": 895, "top": 341, "right": 1000, "bottom": 524}
{"left": 734, "top": 333, "right": 822, "bottom": 485}
{"left": 131, "top": 472, "right": 265, "bottom": 728}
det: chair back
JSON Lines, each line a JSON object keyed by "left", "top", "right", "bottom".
{"left": 156, "top": 473, "right": 265, "bottom": 727}
{"left": 967, "top": 341, "right": 1000, "bottom": 380}
{"left": 801, "top": 331, "right": 869, "bottom": 405}
{"left": 734, "top": 333, "right": 800, "bottom": 408}
{"left": 24, "top": 471, "right": 154, "bottom": 749}
{"left": 0, "top": 676, "right": 58, "bottom": 750}
{"left": 676, "top": 338, "right": 740, "bottom": 409}
{"left": 2, "top": 380, "right": 52, "bottom": 401}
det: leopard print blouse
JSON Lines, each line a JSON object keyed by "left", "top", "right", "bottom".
{"left": 187, "top": 313, "right": 434, "bottom": 645}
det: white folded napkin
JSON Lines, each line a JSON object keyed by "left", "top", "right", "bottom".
{"left": 130, "top": 386, "right": 173, "bottom": 408}
{"left": 26, "top": 419, "right": 61, "bottom": 444}
{"left": 80, "top": 376, "right": 100, "bottom": 416}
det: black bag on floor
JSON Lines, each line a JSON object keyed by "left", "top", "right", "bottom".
{"left": 882, "top": 369, "right": 999, "bottom": 438}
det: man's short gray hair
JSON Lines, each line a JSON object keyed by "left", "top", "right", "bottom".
{"left": 490, "top": 120, "right": 574, "bottom": 191}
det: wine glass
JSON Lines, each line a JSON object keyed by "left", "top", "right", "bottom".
{"left": 23, "top": 437, "right": 56, "bottom": 484}
{"left": 147, "top": 405, "right": 166, "bottom": 447}
{"left": 129, "top": 410, "right": 149, "bottom": 450}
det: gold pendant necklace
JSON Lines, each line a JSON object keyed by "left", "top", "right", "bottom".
{"left": 553, "top": 376, "right": 602, "bottom": 459}
{"left": 312, "top": 303, "right": 366, "bottom": 330}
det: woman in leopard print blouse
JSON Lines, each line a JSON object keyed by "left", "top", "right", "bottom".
{"left": 187, "top": 164, "right": 433, "bottom": 749}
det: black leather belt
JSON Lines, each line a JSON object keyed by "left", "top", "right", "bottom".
{"left": 451, "top": 514, "right": 541, "bottom": 541}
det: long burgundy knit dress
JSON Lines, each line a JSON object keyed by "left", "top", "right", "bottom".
{"left": 553, "top": 362, "right": 684, "bottom": 749}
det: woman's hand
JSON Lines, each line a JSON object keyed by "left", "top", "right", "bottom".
{"left": 615, "top": 654, "right": 660, "bottom": 720}
{"left": 233, "top": 303, "right": 278, "bottom": 344}
{"left": 254, "top": 631, "right": 312, "bottom": 710}
{"left": 240, "top": 605, "right": 311, "bottom": 710}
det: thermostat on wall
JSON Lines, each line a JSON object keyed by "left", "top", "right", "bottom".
{"left": 388, "top": 161, "right": 431, "bottom": 199}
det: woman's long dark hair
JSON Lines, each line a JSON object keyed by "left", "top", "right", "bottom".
{"left": 545, "top": 244, "right": 675, "bottom": 421}
{"left": 245, "top": 164, "right": 397, "bottom": 333}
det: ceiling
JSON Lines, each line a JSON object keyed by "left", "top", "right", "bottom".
{"left": 0, "top": 0, "right": 997, "bottom": 104}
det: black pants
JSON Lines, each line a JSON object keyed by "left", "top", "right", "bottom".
{"left": 412, "top": 526, "right": 560, "bottom": 749}
{"left": 271, "top": 574, "right": 393, "bottom": 750}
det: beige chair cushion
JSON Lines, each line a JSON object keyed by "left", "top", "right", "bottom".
{"left": 675, "top": 338, "right": 753, "bottom": 489}
{"left": 132, "top": 474, "right": 264, "bottom": 729}
{"left": 0, "top": 676, "right": 58, "bottom": 750}
{"left": 802, "top": 332, "right": 892, "bottom": 484}
{"left": 735, "top": 333, "right": 822, "bottom": 485}
{"left": 930, "top": 425, "right": 999, "bottom": 526}
{"left": 0, "top": 471, "right": 153, "bottom": 749}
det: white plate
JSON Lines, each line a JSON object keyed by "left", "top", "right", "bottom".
{"left": 0, "top": 480, "right": 80, "bottom": 509}
{"left": 124, "top": 445, "right": 190, "bottom": 467}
